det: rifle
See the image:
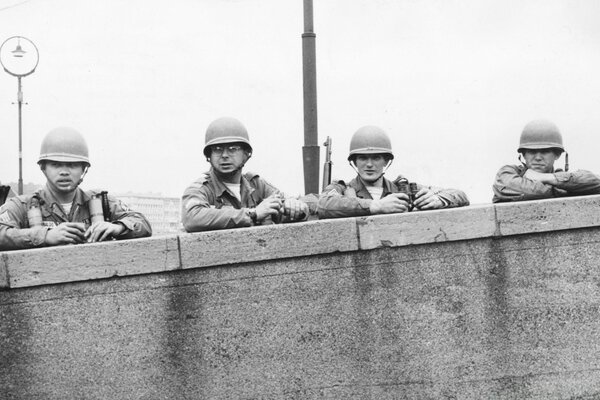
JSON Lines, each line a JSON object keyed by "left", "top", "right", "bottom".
{"left": 322, "top": 136, "right": 332, "bottom": 191}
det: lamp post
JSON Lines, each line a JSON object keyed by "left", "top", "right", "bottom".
{"left": 0, "top": 36, "right": 39, "bottom": 195}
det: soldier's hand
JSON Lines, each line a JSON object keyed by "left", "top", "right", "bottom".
{"left": 255, "top": 195, "right": 283, "bottom": 222}
{"left": 45, "top": 222, "right": 86, "bottom": 246}
{"left": 369, "top": 193, "right": 410, "bottom": 214}
{"left": 283, "top": 198, "right": 309, "bottom": 221}
{"left": 413, "top": 189, "right": 445, "bottom": 210}
{"left": 85, "top": 221, "right": 125, "bottom": 242}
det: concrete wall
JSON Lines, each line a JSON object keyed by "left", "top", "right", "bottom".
{"left": 2, "top": 196, "right": 600, "bottom": 399}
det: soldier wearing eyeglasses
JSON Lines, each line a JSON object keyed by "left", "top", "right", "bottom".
{"left": 182, "top": 117, "right": 310, "bottom": 232}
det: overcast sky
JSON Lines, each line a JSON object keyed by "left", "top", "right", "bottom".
{"left": 1, "top": 0, "right": 600, "bottom": 205}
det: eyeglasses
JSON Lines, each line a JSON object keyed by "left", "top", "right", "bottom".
{"left": 211, "top": 145, "right": 244, "bottom": 156}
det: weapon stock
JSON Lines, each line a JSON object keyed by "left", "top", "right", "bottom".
{"left": 322, "top": 136, "right": 332, "bottom": 191}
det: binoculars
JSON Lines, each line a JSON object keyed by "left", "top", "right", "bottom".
{"left": 393, "top": 177, "right": 419, "bottom": 211}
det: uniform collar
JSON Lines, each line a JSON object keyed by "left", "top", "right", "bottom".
{"left": 208, "top": 168, "right": 256, "bottom": 201}
{"left": 38, "top": 185, "right": 87, "bottom": 221}
{"left": 350, "top": 175, "right": 394, "bottom": 198}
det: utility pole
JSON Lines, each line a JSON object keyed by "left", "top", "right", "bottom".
{"left": 302, "top": 0, "right": 319, "bottom": 195}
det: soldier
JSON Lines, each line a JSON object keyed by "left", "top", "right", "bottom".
{"left": 492, "top": 119, "right": 600, "bottom": 203}
{"left": 182, "top": 117, "right": 310, "bottom": 232}
{"left": 0, "top": 127, "right": 152, "bottom": 251}
{"left": 318, "top": 126, "right": 469, "bottom": 219}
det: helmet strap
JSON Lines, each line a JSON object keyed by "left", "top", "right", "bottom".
{"left": 383, "top": 159, "right": 393, "bottom": 174}
{"left": 210, "top": 152, "right": 251, "bottom": 183}
{"left": 348, "top": 158, "right": 393, "bottom": 182}
{"left": 79, "top": 165, "right": 89, "bottom": 185}
{"left": 519, "top": 152, "right": 569, "bottom": 172}
{"left": 234, "top": 151, "right": 251, "bottom": 174}
{"left": 40, "top": 162, "right": 88, "bottom": 186}
{"left": 244, "top": 151, "right": 252, "bottom": 164}
{"left": 349, "top": 160, "right": 358, "bottom": 175}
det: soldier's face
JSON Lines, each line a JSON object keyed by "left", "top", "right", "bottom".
{"left": 209, "top": 144, "right": 249, "bottom": 175}
{"left": 355, "top": 154, "right": 388, "bottom": 184}
{"left": 42, "top": 161, "right": 85, "bottom": 194}
{"left": 522, "top": 149, "right": 560, "bottom": 173}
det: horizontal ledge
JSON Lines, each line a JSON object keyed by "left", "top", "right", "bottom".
{"left": 494, "top": 195, "right": 600, "bottom": 236}
{"left": 2, "top": 194, "right": 600, "bottom": 289}
{"left": 179, "top": 217, "right": 358, "bottom": 270}
{"left": 357, "top": 204, "right": 497, "bottom": 250}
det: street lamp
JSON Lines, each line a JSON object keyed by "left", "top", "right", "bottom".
{"left": 0, "top": 36, "right": 39, "bottom": 195}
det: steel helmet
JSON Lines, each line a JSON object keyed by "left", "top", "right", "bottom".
{"left": 348, "top": 125, "right": 394, "bottom": 161}
{"left": 38, "top": 127, "right": 90, "bottom": 166}
{"left": 518, "top": 119, "right": 565, "bottom": 153}
{"left": 203, "top": 117, "right": 252, "bottom": 158}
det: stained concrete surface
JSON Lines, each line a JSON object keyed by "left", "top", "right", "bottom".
{"left": 2, "top": 196, "right": 600, "bottom": 398}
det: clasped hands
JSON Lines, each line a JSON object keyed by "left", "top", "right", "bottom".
{"left": 253, "top": 194, "right": 309, "bottom": 223}
{"left": 45, "top": 221, "right": 126, "bottom": 245}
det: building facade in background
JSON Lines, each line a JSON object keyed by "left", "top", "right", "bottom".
{"left": 116, "top": 193, "right": 182, "bottom": 235}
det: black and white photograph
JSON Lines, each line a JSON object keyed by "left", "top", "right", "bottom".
{"left": 1, "top": 0, "right": 600, "bottom": 398}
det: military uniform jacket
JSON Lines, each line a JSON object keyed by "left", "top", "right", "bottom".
{"left": 182, "top": 169, "right": 280, "bottom": 232}
{"left": 492, "top": 164, "right": 600, "bottom": 203}
{"left": 318, "top": 175, "right": 470, "bottom": 219}
{"left": 0, "top": 186, "right": 152, "bottom": 251}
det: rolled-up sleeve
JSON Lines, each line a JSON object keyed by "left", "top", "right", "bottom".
{"left": 108, "top": 196, "right": 153, "bottom": 239}
{"left": 553, "top": 170, "right": 600, "bottom": 195}
{"left": 0, "top": 199, "right": 49, "bottom": 251}
{"left": 432, "top": 187, "right": 470, "bottom": 208}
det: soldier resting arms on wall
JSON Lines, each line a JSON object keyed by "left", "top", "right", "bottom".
{"left": 0, "top": 127, "right": 152, "bottom": 251}
{"left": 182, "top": 117, "right": 311, "bottom": 232}
{"left": 318, "top": 125, "right": 469, "bottom": 219}
{"left": 492, "top": 119, "right": 600, "bottom": 203}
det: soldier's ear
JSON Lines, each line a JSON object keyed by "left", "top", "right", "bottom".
{"left": 39, "top": 162, "right": 48, "bottom": 179}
